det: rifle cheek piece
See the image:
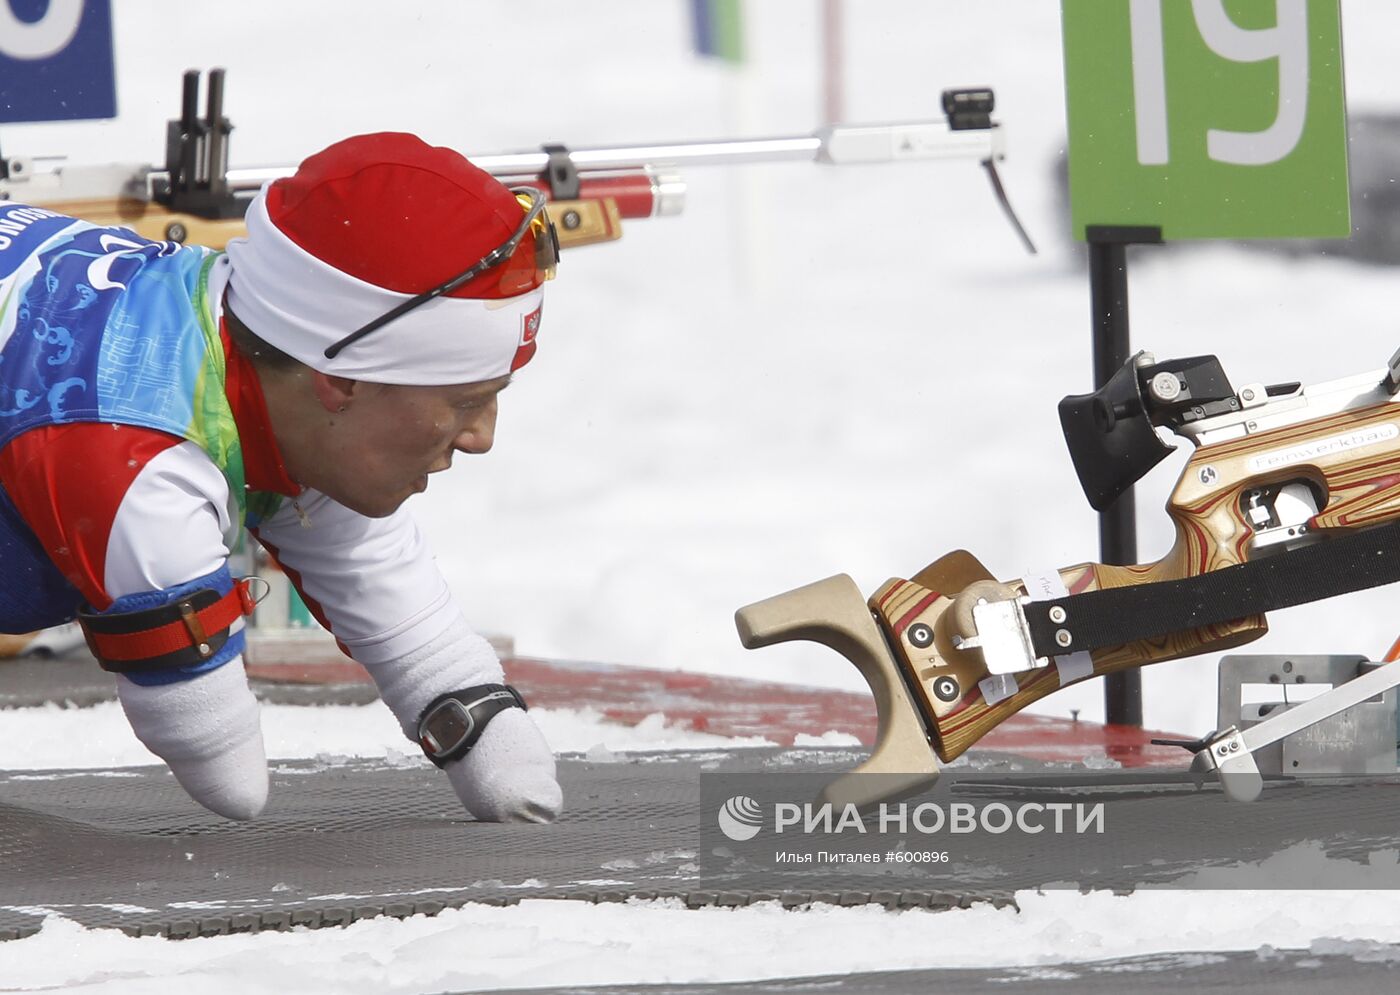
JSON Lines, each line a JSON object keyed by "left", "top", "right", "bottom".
{"left": 1058, "top": 351, "right": 1174, "bottom": 511}
{"left": 1059, "top": 351, "right": 1241, "bottom": 511}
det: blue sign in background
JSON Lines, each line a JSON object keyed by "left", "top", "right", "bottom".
{"left": 0, "top": 0, "right": 116, "bottom": 124}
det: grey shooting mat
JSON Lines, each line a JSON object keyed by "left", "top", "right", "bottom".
{"left": 0, "top": 652, "right": 378, "bottom": 708}
{"left": 2, "top": 748, "right": 1400, "bottom": 941}
{"left": 497, "top": 948, "right": 1400, "bottom": 995}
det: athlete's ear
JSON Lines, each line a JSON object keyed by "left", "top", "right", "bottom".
{"left": 309, "top": 370, "right": 359, "bottom": 413}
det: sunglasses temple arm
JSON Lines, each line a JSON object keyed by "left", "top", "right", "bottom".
{"left": 322, "top": 203, "right": 538, "bottom": 360}
{"left": 323, "top": 292, "right": 434, "bottom": 359}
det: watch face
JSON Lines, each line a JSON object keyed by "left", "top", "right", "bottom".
{"left": 420, "top": 699, "right": 474, "bottom": 755}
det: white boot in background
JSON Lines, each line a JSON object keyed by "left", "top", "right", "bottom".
{"left": 22, "top": 622, "right": 88, "bottom": 658}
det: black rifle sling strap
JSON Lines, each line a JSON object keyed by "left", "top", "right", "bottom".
{"left": 1024, "top": 516, "right": 1400, "bottom": 659}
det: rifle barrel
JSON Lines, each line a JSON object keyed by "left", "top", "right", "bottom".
{"left": 4, "top": 119, "right": 996, "bottom": 229}
{"left": 214, "top": 120, "right": 996, "bottom": 195}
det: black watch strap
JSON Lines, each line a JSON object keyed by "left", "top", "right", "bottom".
{"left": 416, "top": 684, "right": 527, "bottom": 768}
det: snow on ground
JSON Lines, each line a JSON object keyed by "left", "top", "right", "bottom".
{"left": 8, "top": 0, "right": 1400, "bottom": 990}
{"left": 4, "top": 702, "right": 1400, "bottom": 994}
{"left": 4, "top": 863, "right": 1400, "bottom": 994}
{"left": 0, "top": 700, "right": 776, "bottom": 771}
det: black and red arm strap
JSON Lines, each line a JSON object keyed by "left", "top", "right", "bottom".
{"left": 78, "top": 579, "right": 257, "bottom": 674}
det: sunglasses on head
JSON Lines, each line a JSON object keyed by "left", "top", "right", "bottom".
{"left": 323, "top": 186, "right": 560, "bottom": 360}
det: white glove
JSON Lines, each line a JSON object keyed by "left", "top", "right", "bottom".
{"left": 442, "top": 707, "right": 562, "bottom": 823}
{"left": 117, "top": 658, "right": 269, "bottom": 820}
{"left": 118, "top": 615, "right": 561, "bottom": 824}
{"left": 367, "top": 615, "right": 562, "bottom": 823}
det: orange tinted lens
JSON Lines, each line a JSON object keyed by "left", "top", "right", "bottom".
{"left": 494, "top": 195, "right": 557, "bottom": 295}
{"left": 534, "top": 209, "right": 559, "bottom": 278}
{"left": 494, "top": 233, "right": 545, "bottom": 295}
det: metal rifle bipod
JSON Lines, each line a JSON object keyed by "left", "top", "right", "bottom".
{"left": 1177, "top": 662, "right": 1400, "bottom": 801}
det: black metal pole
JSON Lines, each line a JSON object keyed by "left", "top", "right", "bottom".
{"left": 1084, "top": 224, "right": 1161, "bottom": 727}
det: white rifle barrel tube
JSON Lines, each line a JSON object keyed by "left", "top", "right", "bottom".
{"left": 216, "top": 119, "right": 1000, "bottom": 206}
{"left": 5, "top": 120, "right": 995, "bottom": 217}
{"left": 218, "top": 137, "right": 825, "bottom": 189}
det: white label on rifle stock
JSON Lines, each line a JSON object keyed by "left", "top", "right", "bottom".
{"left": 979, "top": 673, "right": 1019, "bottom": 707}
{"left": 1248, "top": 424, "right": 1399, "bottom": 473}
{"left": 1022, "top": 569, "right": 1095, "bottom": 686}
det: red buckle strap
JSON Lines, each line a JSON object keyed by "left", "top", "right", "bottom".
{"left": 82, "top": 578, "right": 256, "bottom": 665}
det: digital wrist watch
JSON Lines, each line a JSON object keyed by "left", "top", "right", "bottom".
{"left": 415, "top": 684, "right": 528, "bottom": 768}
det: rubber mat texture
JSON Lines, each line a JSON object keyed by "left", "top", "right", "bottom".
{"left": 485, "top": 947, "right": 1400, "bottom": 995}
{"left": 3, "top": 750, "right": 1400, "bottom": 940}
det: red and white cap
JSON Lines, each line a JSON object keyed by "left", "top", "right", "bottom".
{"left": 224, "top": 132, "right": 544, "bottom": 385}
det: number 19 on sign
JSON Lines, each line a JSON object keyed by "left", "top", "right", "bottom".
{"left": 1062, "top": 0, "right": 1349, "bottom": 240}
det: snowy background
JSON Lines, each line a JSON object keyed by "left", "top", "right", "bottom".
{"left": 11, "top": 0, "right": 1400, "bottom": 735}
{"left": 7, "top": 0, "right": 1400, "bottom": 990}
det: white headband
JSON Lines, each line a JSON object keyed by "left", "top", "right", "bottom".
{"left": 223, "top": 189, "right": 542, "bottom": 386}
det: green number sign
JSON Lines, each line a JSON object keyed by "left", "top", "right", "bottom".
{"left": 1062, "top": 0, "right": 1349, "bottom": 240}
